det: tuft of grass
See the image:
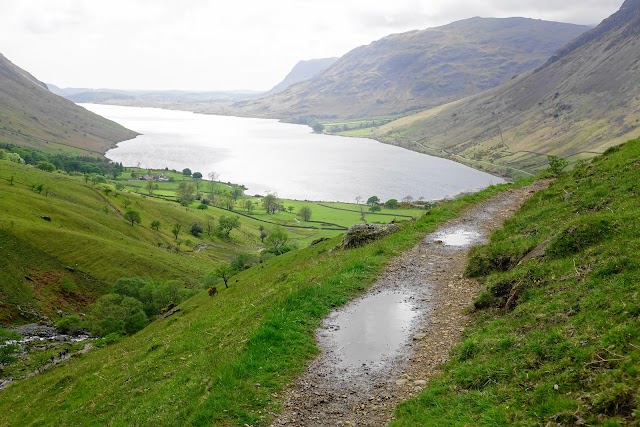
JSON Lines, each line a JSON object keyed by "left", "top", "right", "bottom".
{"left": 390, "top": 138, "right": 640, "bottom": 426}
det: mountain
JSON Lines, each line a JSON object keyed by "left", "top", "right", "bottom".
{"left": 0, "top": 54, "right": 137, "bottom": 156}
{"left": 48, "top": 85, "right": 263, "bottom": 110}
{"left": 213, "top": 18, "right": 590, "bottom": 120}
{"left": 371, "top": 0, "right": 640, "bottom": 175}
{"left": 267, "top": 57, "right": 339, "bottom": 95}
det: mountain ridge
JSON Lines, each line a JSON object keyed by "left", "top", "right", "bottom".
{"left": 0, "top": 54, "right": 137, "bottom": 156}
{"left": 370, "top": 1, "right": 640, "bottom": 175}
{"left": 209, "top": 17, "right": 590, "bottom": 120}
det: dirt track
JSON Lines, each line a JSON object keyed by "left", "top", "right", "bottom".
{"left": 270, "top": 181, "right": 549, "bottom": 427}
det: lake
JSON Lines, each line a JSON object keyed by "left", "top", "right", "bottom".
{"left": 82, "top": 103, "right": 505, "bottom": 202}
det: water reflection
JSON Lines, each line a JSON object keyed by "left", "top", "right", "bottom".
{"left": 82, "top": 103, "right": 505, "bottom": 202}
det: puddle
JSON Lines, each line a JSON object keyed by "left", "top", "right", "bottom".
{"left": 433, "top": 228, "right": 481, "bottom": 246}
{"left": 321, "top": 291, "right": 419, "bottom": 371}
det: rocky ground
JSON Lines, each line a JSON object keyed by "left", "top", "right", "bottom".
{"left": 270, "top": 181, "right": 549, "bottom": 427}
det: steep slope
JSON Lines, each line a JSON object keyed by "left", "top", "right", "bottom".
{"left": 0, "top": 159, "right": 265, "bottom": 324}
{"left": 0, "top": 54, "right": 137, "bottom": 156}
{"left": 267, "top": 57, "right": 339, "bottom": 95}
{"left": 216, "top": 18, "right": 589, "bottom": 120}
{"left": 373, "top": 0, "right": 640, "bottom": 175}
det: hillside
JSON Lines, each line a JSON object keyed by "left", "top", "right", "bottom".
{"left": 391, "top": 139, "right": 640, "bottom": 426}
{"left": 370, "top": 0, "right": 640, "bottom": 175}
{"left": 0, "top": 160, "right": 258, "bottom": 324}
{"left": 48, "top": 85, "right": 263, "bottom": 110}
{"left": 1, "top": 138, "right": 638, "bottom": 425}
{"left": 0, "top": 171, "right": 509, "bottom": 425}
{"left": 212, "top": 17, "right": 589, "bottom": 120}
{"left": 0, "top": 54, "right": 136, "bottom": 156}
{"left": 266, "top": 57, "right": 339, "bottom": 95}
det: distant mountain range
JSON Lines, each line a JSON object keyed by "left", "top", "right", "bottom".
{"left": 0, "top": 54, "right": 136, "bottom": 156}
{"left": 210, "top": 17, "right": 590, "bottom": 120}
{"left": 266, "top": 58, "right": 339, "bottom": 95}
{"left": 47, "top": 85, "right": 263, "bottom": 109}
{"left": 371, "top": 0, "right": 640, "bottom": 174}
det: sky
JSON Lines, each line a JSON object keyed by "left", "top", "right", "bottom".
{"left": 0, "top": 0, "right": 623, "bottom": 91}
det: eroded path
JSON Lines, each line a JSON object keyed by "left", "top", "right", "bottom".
{"left": 271, "top": 181, "right": 549, "bottom": 427}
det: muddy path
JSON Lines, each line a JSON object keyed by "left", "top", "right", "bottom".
{"left": 270, "top": 181, "right": 549, "bottom": 427}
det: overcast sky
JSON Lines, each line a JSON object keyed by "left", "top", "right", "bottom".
{"left": 0, "top": 0, "right": 623, "bottom": 91}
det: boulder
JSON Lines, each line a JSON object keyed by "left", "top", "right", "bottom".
{"left": 341, "top": 223, "right": 398, "bottom": 249}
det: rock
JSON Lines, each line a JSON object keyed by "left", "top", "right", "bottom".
{"left": 413, "top": 380, "right": 428, "bottom": 386}
{"left": 309, "top": 237, "right": 330, "bottom": 246}
{"left": 395, "top": 379, "right": 408, "bottom": 387}
{"left": 413, "top": 333, "right": 427, "bottom": 341}
{"left": 341, "top": 224, "right": 398, "bottom": 249}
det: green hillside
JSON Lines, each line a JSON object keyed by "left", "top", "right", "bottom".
{"left": 0, "top": 53, "right": 137, "bottom": 156}
{"left": 391, "top": 139, "right": 640, "bottom": 426}
{"left": 0, "top": 175, "right": 509, "bottom": 426}
{"left": 0, "top": 155, "right": 420, "bottom": 324}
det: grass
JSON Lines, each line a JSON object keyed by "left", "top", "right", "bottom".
{"left": 390, "top": 139, "right": 640, "bottom": 426}
{"left": 0, "top": 160, "right": 430, "bottom": 324}
{"left": 0, "top": 179, "right": 510, "bottom": 426}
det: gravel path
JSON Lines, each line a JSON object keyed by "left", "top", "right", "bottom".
{"left": 270, "top": 181, "right": 549, "bottom": 427}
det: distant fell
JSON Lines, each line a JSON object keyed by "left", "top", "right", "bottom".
{"left": 0, "top": 54, "right": 136, "bottom": 156}
{"left": 372, "top": 0, "right": 640, "bottom": 175}
{"left": 214, "top": 18, "right": 589, "bottom": 120}
{"left": 267, "top": 57, "right": 339, "bottom": 95}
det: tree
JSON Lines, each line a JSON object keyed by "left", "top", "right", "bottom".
{"left": 190, "top": 222, "right": 203, "bottom": 237}
{"left": 259, "top": 225, "right": 267, "bottom": 242}
{"left": 182, "top": 168, "right": 192, "bottom": 176}
{"left": 547, "top": 155, "right": 568, "bottom": 176}
{"left": 171, "top": 223, "right": 182, "bottom": 240}
{"left": 219, "top": 192, "right": 235, "bottom": 210}
{"left": 264, "top": 226, "right": 289, "bottom": 254}
{"left": 384, "top": 199, "right": 399, "bottom": 209}
{"left": 298, "top": 206, "right": 312, "bottom": 221}
{"left": 177, "top": 182, "right": 195, "bottom": 205}
{"left": 145, "top": 179, "right": 156, "bottom": 195}
{"left": 124, "top": 209, "right": 141, "bottom": 226}
{"left": 85, "top": 293, "right": 148, "bottom": 336}
{"left": 192, "top": 172, "right": 203, "bottom": 179}
{"left": 37, "top": 161, "right": 56, "bottom": 172}
{"left": 369, "top": 205, "right": 382, "bottom": 213}
{"left": 218, "top": 215, "right": 240, "bottom": 237}
{"left": 207, "top": 171, "right": 219, "bottom": 182}
{"left": 150, "top": 220, "right": 161, "bottom": 231}
{"left": 402, "top": 195, "right": 414, "bottom": 204}
{"left": 212, "top": 264, "right": 236, "bottom": 288}
{"left": 230, "top": 186, "right": 243, "bottom": 200}
{"left": 287, "top": 206, "right": 295, "bottom": 213}
{"left": 243, "top": 199, "right": 254, "bottom": 213}
{"left": 123, "top": 198, "right": 132, "bottom": 209}
{"left": 262, "top": 193, "right": 279, "bottom": 214}
{"left": 367, "top": 196, "right": 380, "bottom": 205}
{"left": 312, "top": 122, "right": 325, "bottom": 133}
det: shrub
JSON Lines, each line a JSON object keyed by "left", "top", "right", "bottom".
{"left": 85, "top": 294, "right": 148, "bottom": 337}
{"left": 190, "top": 222, "right": 204, "bottom": 236}
{"left": 37, "top": 161, "right": 56, "bottom": 172}
{"left": 59, "top": 277, "right": 78, "bottom": 296}
{"left": 0, "top": 328, "right": 20, "bottom": 364}
{"left": 55, "top": 315, "right": 83, "bottom": 334}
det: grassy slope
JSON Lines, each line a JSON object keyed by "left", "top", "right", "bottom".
{"left": 0, "top": 161, "right": 263, "bottom": 323}
{"left": 0, "top": 182, "right": 510, "bottom": 426}
{"left": 0, "top": 53, "right": 137, "bottom": 156}
{"left": 391, "top": 139, "right": 640, "bottom": 426}
{"left": 0, "top": 161, "right": 423, "bottom": 324}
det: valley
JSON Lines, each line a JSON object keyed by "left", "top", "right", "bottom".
{"left": 1, "top": 1, "right": 639, "bottom": 425}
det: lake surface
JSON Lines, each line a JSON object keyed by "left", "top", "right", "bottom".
{"left": 83, "top": 103, "right": 504, "bottom": 202}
